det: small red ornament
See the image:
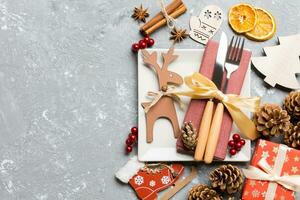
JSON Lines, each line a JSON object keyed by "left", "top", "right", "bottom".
{"left": 147, "top": 38, "right": 155, "bottom": 47}
{"left": 126, "top": 138, "right": 133, "bottom": 145}
{"left": 129, "top": 134, "right": 137, "bottom": 143}
{"left": 139, "top": 40, "right": 147, "bottom": 49}
{"left": 126, "top": 145, "right": 133, "bottom": 153}
{"left": 232, "top": 133, "right": 241, "bottom": 141}
{"left": 143, "top": 36, "right": 150, "bottom": 44}
{"left": 240, "top": 139, "right": 246, "bottom": 145}
{"left": 132, "top": 43, "right": 140, "bottom": 52}
{"left": 228, "top": 140, "right": 235, "bottom": 147}
{"left": 131, "top": 37, "right": 154, "bottom": 53}
{"left": 125, "top": 126, "right": 139, "bottom": 154}
{"left": 229, "top": 148, "right": 237, "bottom": 155}
{"left": 227, "top": 133, "right": 245, "bottom": 155}
{"left": 235, "top": 142, "right": 243, "bottom": 149}
{"left": 131, "top": 127, "right": 138, "bottom": 136}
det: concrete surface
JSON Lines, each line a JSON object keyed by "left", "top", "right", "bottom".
{"left": 0, "top": 0, "right": 299, "bottom": 199}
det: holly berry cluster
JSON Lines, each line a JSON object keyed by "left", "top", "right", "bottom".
{"left": 131, "top": 36, "right": 155, "bottom": 52}
{"left": 125, "top": 127, "right": 138, "bottom": 153}
{"left": 227, "top": 133, "right": 246, "bottom": 156}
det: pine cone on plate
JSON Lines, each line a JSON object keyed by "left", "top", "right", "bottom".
{"left": 284, "top": 122, "right": 300, "bottom": 149}
{"left": 284, "top": 91, "right": 300, "bottom": 122}
{"left": 181, "top": 121, "right": 197, "bottom": 151}
{"left": 253, "top": 104, "right": 290, "bottom": 137}
{"left": 188, "top": 184, "right": 222, "bottom": 200}
{"left": 209, "top": 164, "right": 244, "bottom": 195}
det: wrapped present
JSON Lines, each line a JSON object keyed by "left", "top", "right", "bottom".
{"left": 242, "top": 139, "right": 300, "bottom": 200}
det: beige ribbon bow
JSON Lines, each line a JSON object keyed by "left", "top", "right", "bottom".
{"left": 176, "top": 72, "right": 260, "bottom": 140}
{"left": 243, "top": 158, "right": 300, "bottom": 192}
{"left": 143, "top": 72, "right": 261, "bottom": 140}
{"left": 143, "top": 86, "right": 184, "bottom": 113}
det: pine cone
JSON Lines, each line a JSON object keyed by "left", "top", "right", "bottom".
{"left": 209, "top": 164, "right": 244, "bottom": 195}
{"left": 284, "top": 122, "right": 300, "bottom": 149}
{"left": 253, "top": 104, "right": 290, "bottom": 137}
{"left": 181, "top": 122, "right": 197, "bottom": 150}
{"left": 284, "top": 91, "right": 300, "bottom": 122}
{"left": 188, "top": 184, "right": 221, "bottom": 200}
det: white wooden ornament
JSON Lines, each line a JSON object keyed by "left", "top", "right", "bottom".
{"left": 252, "top": 34, "right": 300, "bottom": 89}
{"left": 189, "top": 5, "right": 223, "bottom": 45}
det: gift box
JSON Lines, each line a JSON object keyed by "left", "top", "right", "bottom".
{"left": 242, "top": 139, "right": 300, "bottom": 200}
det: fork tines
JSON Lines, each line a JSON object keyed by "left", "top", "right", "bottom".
{"left": 226, "top": 36, "right": 245, "bottom": 63}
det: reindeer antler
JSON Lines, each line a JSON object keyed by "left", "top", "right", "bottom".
{"left": 161, "top": 46, "right": 178, "bottom": 70}
{"left": 141, "top": 48, "right": 182, "bottom": 90}
{"left": 141, "top": 50, "right": 161, "bottom": 73}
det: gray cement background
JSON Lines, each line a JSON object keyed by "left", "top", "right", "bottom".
{"left": 0, "top": 0, "right": 299, "bottom": 199}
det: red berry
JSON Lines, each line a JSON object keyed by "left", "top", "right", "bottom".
{"left": 235, "top": 142, "right": 243, "bottom": 149}
{"left": 126, "top": 138, "right": 133, "bottom": 145}
{"left": 143, "top": 36, "right": 150, "bottom": 44}
{"left": 232, "top": 133, "right": 241, "bottom": 141}
{"left": 131, "top": 43, "right": 139, "bottom": 52}
{"left": 139, "top": 40, "right": 147, "bottom": 49}
{"left": 228, "top": 140, "right": 235, "bottom": 147}
{"left": 126, "top": 145, "right": 133, "bottom": 153}
{"left": 129, "top": 134, "right": 137, "bottom": 143}
{"left": 131, "top": 127, "right": 138, "bottom": 136}
{"left": 229, "top": 148, "right": 237, "bottom": 156}
{"left": 148, "top": 38, "right": 155, "bottom": 47}
{"left": 240, "top": 139, "right": 246, "bottom": 145}
{"left": 235, "top": 147, "right": 241, "bottom": 151}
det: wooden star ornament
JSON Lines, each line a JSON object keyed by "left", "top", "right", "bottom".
{"left": 131, "top": 5, "right": 149, "bottom": 23}
{"left": 170, "top": 27, "right": 188, "bottom": 43}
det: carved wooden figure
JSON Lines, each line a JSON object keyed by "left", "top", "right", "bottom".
{"left": 141, "top": 47, "right": 183, "bottom": 143}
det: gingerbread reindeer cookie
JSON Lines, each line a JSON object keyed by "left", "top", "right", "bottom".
{"left": 141, "top": 47, "right": 183, "bottom": 143}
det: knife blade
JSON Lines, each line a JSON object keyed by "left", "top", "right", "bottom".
{"left": 211, "top": 32, "right": 228, "bottom": 89}
{"left": 194, "top": 32, "right": 228, "bottom": 161}
{"left": 203, "top": 32, "right": 228, "bottom": 164}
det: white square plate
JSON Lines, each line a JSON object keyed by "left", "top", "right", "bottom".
{"left": 138, "top": 49, "right": 251, "bottom": 162}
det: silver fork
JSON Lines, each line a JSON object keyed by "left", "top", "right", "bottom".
{"left": 222, "top": 36, "right": 245, "bottom": 92}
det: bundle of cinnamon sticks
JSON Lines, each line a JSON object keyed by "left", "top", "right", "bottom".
{"left": 140, "top": 0, "right": 187, "bottom": 36}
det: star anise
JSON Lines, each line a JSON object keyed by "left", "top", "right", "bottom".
{"left": 170, "top": 27, "right": 188, "bottom": 43}
{"left": 131, "top": 5, "right": 149, "bottom": 23}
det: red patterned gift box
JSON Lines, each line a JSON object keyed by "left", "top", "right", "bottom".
{"left": 242, "top": 139, "right": 300, "bottom": 200}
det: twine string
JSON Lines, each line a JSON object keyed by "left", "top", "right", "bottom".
{"left": 158, "top": 0, "right": 176, "bottom": 29}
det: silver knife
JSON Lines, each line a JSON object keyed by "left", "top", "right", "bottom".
{"left": 202, "top": 32, "right": 228, "bottom": 164}
{"left": 211, "top": 32, "right": 228, "bottom": 89}
{"left": 194, "top": 32, "right": 228, "bottom": 162}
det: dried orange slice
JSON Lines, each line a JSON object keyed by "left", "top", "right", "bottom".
{"left": 245, "top": 8, "right": 276, "bottom": 41}
{"left": 228, "top": 3, "right": 257, "bottom": 33}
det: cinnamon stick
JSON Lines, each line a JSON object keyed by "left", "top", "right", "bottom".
{"left": 141, "top": 0, "right": 182, "bottom": 34}
{"left": 141, "top": 4, "right": 187, "bottom": 36}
